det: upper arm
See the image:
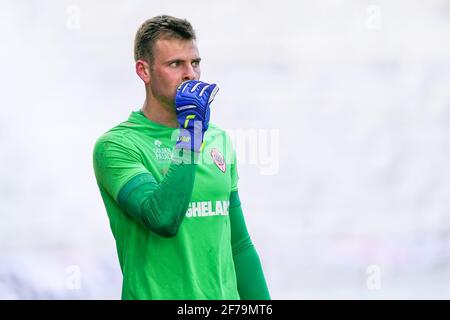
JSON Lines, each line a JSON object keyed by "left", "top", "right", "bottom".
{"left": 229, "top": 190, "right": 252, "bottom": 255}
{"left": 93, "top": 135, "right": 149, "bottom": 202}
{"left": 227, "top": 133, "right": 239, "bottom": 193}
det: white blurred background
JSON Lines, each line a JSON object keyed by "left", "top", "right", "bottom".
{"left": 1, "top": 0, "right": 450, "bottom": 299}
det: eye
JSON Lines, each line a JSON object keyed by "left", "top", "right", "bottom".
{"left": 169, "top": 61, "right": 180, "bottom": 68}
{"left": 192, "top": 60, "right": 200, "bottom": 68}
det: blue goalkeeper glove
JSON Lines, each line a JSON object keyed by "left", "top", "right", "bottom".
{"left": 174, "top": 80, "right": 219, "bottom": 152}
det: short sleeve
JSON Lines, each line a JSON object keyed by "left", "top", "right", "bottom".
{"left": 229, "top": 136, "right": 239, "bottom": 192}
{"left": 93, "top": 134, "right": 149, "bottom": 202}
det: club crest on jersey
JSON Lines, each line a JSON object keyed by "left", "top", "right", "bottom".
{"left": 210, "top": 148, "right": 226, "bottom": 173}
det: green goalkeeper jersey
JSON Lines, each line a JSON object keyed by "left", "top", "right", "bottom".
{"left": 93, "top": 110, "right": 240, "bottom": 300}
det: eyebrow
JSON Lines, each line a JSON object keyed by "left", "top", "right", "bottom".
{"left": 165, "top": 57, "right": 202, "bottom": 64}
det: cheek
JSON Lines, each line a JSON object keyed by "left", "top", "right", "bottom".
{"left": 161, "top": 69, "right": 182, "bottom": 86}
{"left": 153, "top": 70, "right": 174, "bottom": 89}
{"left": 155, "top": 70, "right": 181, "bottom": 99}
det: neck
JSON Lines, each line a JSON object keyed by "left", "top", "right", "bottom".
{"left": 141, "top": 95, "right": 178, "bottom": 128}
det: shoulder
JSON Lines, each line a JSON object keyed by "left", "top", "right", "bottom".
{"left": 93, "top": 122, "right": 140, "bottom": 158}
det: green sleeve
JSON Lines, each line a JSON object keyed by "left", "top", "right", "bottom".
{"left": 229, "top": 191, "right": 271, "bottom": 300}
{"left": 229, "top": 137, "right": 239, "bottom": 192}
{"left": 93, "top": 134, "right": 149, "bottom": 201}
{"left": 94, "top": 134, "right": 197, "bottom": 238}
{"left": 116, "top": 149, "right": 196, "bottom": 238}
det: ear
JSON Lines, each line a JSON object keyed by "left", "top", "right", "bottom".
{"left": 136, "top": 60, "right": 151, "bottom": 85}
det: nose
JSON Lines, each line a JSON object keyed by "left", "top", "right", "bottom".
{"left": 182, "top": 64, "right": 197, "bottom": 81}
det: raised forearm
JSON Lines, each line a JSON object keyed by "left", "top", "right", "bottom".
{"left": 117, "top": 149, "right": 197, "bottom": 237}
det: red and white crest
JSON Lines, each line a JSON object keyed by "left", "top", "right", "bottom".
{"left": 210, "top": 148, "right": 226, "bottom": 173}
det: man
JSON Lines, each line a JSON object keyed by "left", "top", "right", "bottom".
{"left": 93, "top": 15, "right": 270, "bottom": 300}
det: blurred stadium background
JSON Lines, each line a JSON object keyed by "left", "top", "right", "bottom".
{"left": 1, "top": 0, "right": 450, "bottom": 299}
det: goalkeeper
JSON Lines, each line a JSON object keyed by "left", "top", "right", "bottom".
{"left": 93, "top": 15, "right": 270, "bottom": 300}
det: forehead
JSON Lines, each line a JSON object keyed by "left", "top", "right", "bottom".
{"left": 153, "top": 38, "right": 199, "bottom": 62}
